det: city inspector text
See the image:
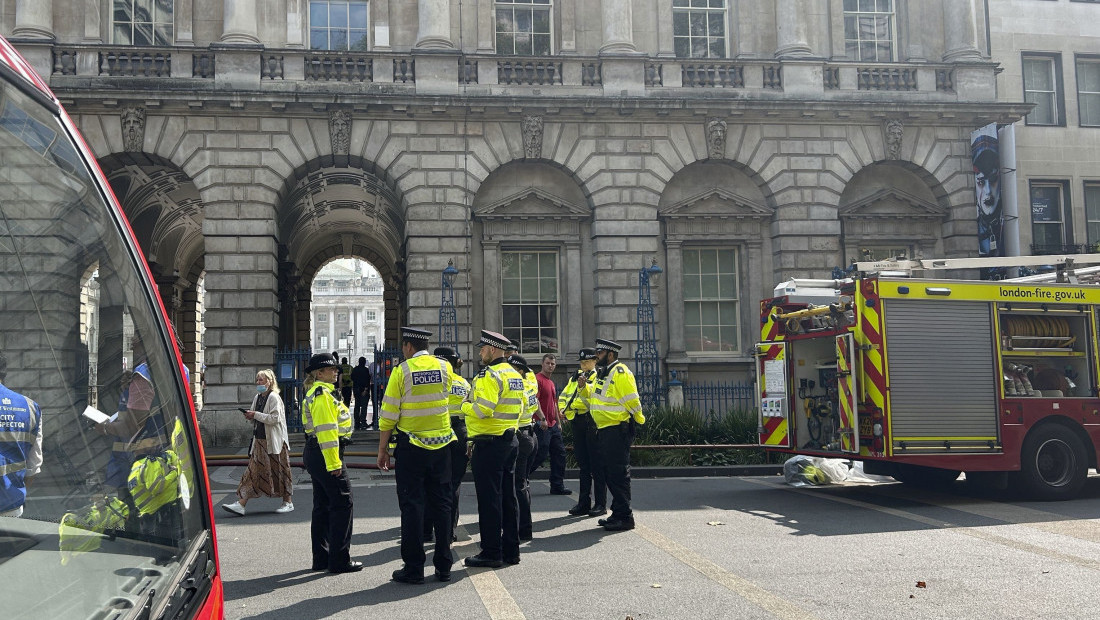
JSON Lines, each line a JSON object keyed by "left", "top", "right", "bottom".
{"left": 999, "top": 286, "right": 1087, "bottom": 302}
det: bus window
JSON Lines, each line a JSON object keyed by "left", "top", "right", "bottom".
{"left": 0, "top": 56, "right": 217, "bottom": 618}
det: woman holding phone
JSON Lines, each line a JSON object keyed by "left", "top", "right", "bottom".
{"left": 223, "top": 369, "right": 294, "bottom": 516}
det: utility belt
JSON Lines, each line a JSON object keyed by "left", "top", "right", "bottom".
{"left": 597, "top": 421, "right": 631, "bottom": 433}
{"left": 518, "top": 424, "right": 535, "bottom": 435}
{"left": 470, "top": 428, "right": 516, "bottom": 443}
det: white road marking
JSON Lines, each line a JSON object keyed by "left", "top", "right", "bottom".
{"left": 454, "top": 524, "right": 527, "bottom": 620}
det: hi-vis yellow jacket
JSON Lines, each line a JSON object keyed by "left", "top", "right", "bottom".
{"left": 519, "top": 370, "right": 539, "bottom": 426}
{"left": 447, "top": 370, "right": 471, "bottom": 417}
{"left": 303, "top": 381, "right": 345, "bottom": 471}
{"left": 589, "top": 361, "right": 645, "bottom": 429}
{"left": 558, "top": 369, "right": 596, "bottom": 421}
{"left": 380, "top": 351, "right": 456, "bottom": 450}
{"left": 462, "top": 358, "right": 525, "bottom": 438}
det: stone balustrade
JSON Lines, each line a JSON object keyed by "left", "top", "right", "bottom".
{"left": 46, "top": 44, "right": 988, "bottom": 102}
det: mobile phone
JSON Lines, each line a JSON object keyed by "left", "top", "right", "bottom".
{"left": 238, "top": 408, "right": 249, "bottom": 414}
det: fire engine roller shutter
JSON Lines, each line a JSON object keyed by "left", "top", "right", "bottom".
{"left": 883, "top": 299, "right": 1000, "bottom": 452}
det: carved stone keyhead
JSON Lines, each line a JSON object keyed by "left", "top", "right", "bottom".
{"left": 522, "top": 115, "right": 543, "bottom": 159}
{"left": 329, "top": 109, "right": 351, "bottom": 156}
{"left": 705, "top": 117, "right": 727, "bottom": 159}
{"left": 121, "top": 106, "right": 146, "bottom": 152}
{"left": 884, "top": 119, "right": 904, "bottom": 160}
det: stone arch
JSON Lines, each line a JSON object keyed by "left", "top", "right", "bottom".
{"left": 276, "top": 155, "right": 406, "bottom": 349}
{"left": 471, "top": 160, "right": 594, "bottom": 361}
{"left": 98, "top": 151, "right": 205, "bottom": 390}
{"left": 837, "top": 161, "right": 950, "bottom": 264}
{"left": 657, "top": 160, "right": 775, "bottom": 362}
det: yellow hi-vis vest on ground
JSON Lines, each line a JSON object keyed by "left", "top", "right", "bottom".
{"left": 558, "top": 369, "right": 596, "bottom": 421}
{"left": 303, "top": 381, "right": 344, "bottom": 471}
{"left": 447, "top": 371, "right": 471, "bottom": 417}
{"left": 128, "top": 450, "right": 181, "bottom": 515}
{"left": 519, "top": 371, "right": 539, "bottom": 426}
{"left": 589, "top": 361, "right": 646, "bottom": 429}
{"left": 379, "top": 351, "right": 456, "bottom": 450}
{"left": 462, "top": 359, "right": 525, "bottom": 438}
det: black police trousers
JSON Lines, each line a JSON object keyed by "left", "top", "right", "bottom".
{"left": 597, "top": 422, "right": 633, "bottom": 522}
{"left": 573, "top": 414, "right": 606, "bottom": 508}
{"left": 515, "top": 426, "right": 537, "bottom": 538}
{"left": 470, "top": 431, "right": 520, "bottom": 561}
{"left": 303, "top": 438, "right": 354, "bottom": 570}
{"left": 395, "top": 435, "right": 453, "bottom": 574}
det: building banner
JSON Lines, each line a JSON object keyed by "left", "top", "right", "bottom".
{"left": 971, "top": 123, "right": 1003, "bottom": 279}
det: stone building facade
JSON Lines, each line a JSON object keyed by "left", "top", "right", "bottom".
{"left": 1, "top": 1, "right": 1029, "bottom": 440}
{"left": 310, "top": 259, "right": 386, "bottom": 362}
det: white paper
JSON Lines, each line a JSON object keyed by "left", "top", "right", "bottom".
{"left": 82, "top": 406, "right": 117, "bottom": 425}
{"left": 764, "top": 360, "right": 786, "bottom": 394}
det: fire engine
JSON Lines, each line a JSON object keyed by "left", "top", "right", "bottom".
{"left": 757, "top": 255, "right": 1100, "bottom": 499}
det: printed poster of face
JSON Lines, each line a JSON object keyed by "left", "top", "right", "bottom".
{"left": 971, "top": 124, "right": 1003, "bottom": 279}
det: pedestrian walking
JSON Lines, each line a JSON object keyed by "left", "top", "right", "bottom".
{"left": 535, "top": 354, "right": 571, "bottom": 496}
{"left": 461, "top": 330, "right": 524, "bottom": 568}
{"left": 339, "top": 357, "right": 354, "bottom": 408}
{"left": 590, "top": 339, "right": 645, "bottom": 531}
{"left": 559, "top": 348, "right": 606, "bottom": 516}
{"left": 301, "top": 352, "right": 361, "bottom": 573}
{"left": 509, "top": 354, "right": 539, "bottom": 541}
{"left": 222, "top": 369, "right": 293, "bottom": 516}
{"left": 376, "top": 327, "right": 456, "bottom": 584}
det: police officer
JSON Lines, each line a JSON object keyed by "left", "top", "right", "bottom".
{"left": 462, "top": 330, "right": 524, "bottom": 568}
{"left": 0, "top": 353, "right": 43, "bottom": 518}
{"left": 559, "top": 348, "right": 606, "bottom": 517}
{"left": 376, "top": 327, "right": 456, "bottom": 584}
{"left": 509, "top": 354, "right": 539, "bottom": 541}
{"left": 589, "top": 339, "right": 645, "bottom": 531}
{"left": 302, "top": 352, "right": 361, "bottom": 573}
{"left": 435, "top": 346, "right": 470, "bottom": 543}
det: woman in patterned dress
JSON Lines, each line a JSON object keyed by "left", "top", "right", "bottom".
{"left": 222, "top": 369, "right": 294, "bottom": 515}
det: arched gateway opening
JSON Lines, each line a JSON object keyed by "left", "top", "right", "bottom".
{"left": 275, "top": 156, "right": 406, "bottom": 352}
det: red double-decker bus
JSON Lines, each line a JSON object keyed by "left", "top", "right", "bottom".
{"left": 0, "top": 36, "right": 222, "bottom": 618}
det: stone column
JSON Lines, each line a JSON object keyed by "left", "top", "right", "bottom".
{"left": 416, "top": 0, "right": 455, "bottom": 49}
{"left": 735, "top": 0, "right": 758, "bottom": 58}
{"left": 775, "top": 0, "right": 812, "bottom": 58}
{"left": 903, "top": 0, "right": 925, "bottom": 62}
{"left": 482, "top": 240, "right": 502, "bottom": 329}
{"left": 14, "top": 0, "right": 54, "bottom": 39}
{"left": 942, "top": 0, "right": 981, "bottom": 62}
{"left": 600, "top": 0, "right": 637, "bottom": 55}
{"left": 664, "top": 240, "right": 685, "bottom": 356}
{"left": 564, "top": 241, "right": 583, "bottom": 356}
{"left": 655, "top": 0, "right": 674, "bottom": 57}
{"left": 220, "top": 0, "right": 260, "bottom": 44}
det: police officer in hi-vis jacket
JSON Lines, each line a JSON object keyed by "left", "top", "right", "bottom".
{"left": 461, "top": 330, "right": 524, "bottom": 568}
{"left": 559, "top": 347, "right": 606, "bottom": 517}
{"left": 589, "top": 339, "right": 645, "bottom": 531}
{"left": 377, "top": 327, "right": 456, "bottom": 584}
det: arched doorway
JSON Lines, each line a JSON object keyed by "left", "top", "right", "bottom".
{"left": 276, "top": 156, "right": 406, "bottom": 351}
{"left": 99, "top": 152, "right": 206, "bottom": 402}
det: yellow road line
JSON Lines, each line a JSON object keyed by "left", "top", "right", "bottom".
{"left": 454, "top": 525, "right": 526, "bottom": 620}
{"left": 633, "top": 523, "right": 818, "bottom": 620}
{"left": 745, "top": 478, "right": 1100, "bottom": 571}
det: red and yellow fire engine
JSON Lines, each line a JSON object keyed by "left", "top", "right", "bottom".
{"left": 757, "top": 255, "right": 1100, "bottom": 499}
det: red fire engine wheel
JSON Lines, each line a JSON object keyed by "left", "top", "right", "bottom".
{"left": 1017, "top": 423, "right": 1087, "bottom": 500}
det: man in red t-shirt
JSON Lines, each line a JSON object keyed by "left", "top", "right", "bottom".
{"left": 534, "top": 354, "right": 571, "bottom": 495}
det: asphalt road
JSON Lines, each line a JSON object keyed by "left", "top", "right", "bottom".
{"left": 211, "top": 465, "right": 1100, "bottom": 620}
